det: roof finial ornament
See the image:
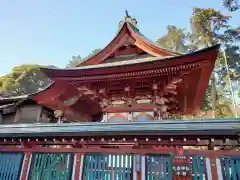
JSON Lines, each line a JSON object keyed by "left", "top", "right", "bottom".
{"left": 123, "top": 10, "right": 137, "bottom": 27}
{"left": 117, "top": 10, "right": 138, "bottom": 33}
{"left": 125, "top": 10, "right": 130, "bottom": 19}
{"left": 124, "top": 10, "right": 132, "bottom": 22}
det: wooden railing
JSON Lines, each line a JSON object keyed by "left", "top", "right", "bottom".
{"left": 0, "top": 148, "right": 239, "bottom": 180}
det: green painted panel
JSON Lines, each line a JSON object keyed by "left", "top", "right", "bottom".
{"left": 0, "top": 152, "right": 24, "bottom": 180}
{"left": 192, "top": 156, "right": 206, "bottom": 180}
{"left": 221, "top": 157, "right": 240, "bottom": 180}
{"left": 83, "top": 153, "right": 132, "bottom": 180}
{"left": 28, "top": 153, "right": 73, "bottom": 180}
{"left": 147, "top": 155, "right": 208, "bottom": 179}
{"left": 147, "top": 155, "right": 173, "bottom": 180}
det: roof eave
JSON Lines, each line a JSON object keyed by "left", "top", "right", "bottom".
{"left": 40, "top": 44, "right": 220, "bottom": 78}
{"left": 0, "top": 118, "right": 239, "bottom": 138}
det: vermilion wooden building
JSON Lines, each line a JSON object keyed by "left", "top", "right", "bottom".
{"left": 0, "top": 12, "right": 239, "bottom": 180}
{"left": 32, "top": 14, "right": 220, "bottom": 122}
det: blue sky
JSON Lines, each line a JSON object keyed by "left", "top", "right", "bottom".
{"left": 0, "top": 0, "right": 239, "bottom": 76}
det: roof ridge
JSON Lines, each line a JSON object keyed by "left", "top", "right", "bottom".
{"left": 77, "top": 21, "right": 180, "bottom": 67}
{"left": 126, "top": 23, "right": 181, "bottom": 56}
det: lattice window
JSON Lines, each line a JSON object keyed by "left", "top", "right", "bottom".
{"left": 28, "top": 153, "right": 74, "bottom": 180}
{"left": 83, "top": 153, "right": 133, "bottom": 180}
{"left": 0, "top": 152, "right": 24, "bottom": 180}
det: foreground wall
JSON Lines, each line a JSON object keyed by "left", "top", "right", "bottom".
{"left": 0, "top": 119, "right": 239, "bottom": 179}
{"left": 0, "top": 148, "right": 239, "bottom": 180}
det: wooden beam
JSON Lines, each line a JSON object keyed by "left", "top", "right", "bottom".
{"left": 0, "top": 112, "right": 2, "bottom": 123}
{"left": 54, "top": 62, "right": 201, "bottom": 82}
{"left": 20, "top": 152, "right": 31, "bottom": 180}
{"left": 103, "top": 105, "right": 157, "bottom": 113}
{"left": 14, "top": 108, "right": 20, "bottom": 123}
{"left": 1, "top": 137, "right": 238, "bottom": 147}
{"left": 0, "top": 147, "right": 239, "bottom": 157}
{"left": 36, "top": 106, "right": 42, "bottom": 122}
{"left": 73, "top": 153, "right": 83, "bottom": 180}
{"left": 183, "top": 83, "right": 188, "bottom": 113}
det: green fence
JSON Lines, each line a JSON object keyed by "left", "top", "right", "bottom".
{"left": 28, "top": 153, "right": 74, "bottom": 180}
{"left": 83, "top": 153, "right": 133, "bottom": 180}
{"left": 147, "top": 155, "right": 208, "bottom": 180}
{"left": 147, "top": 155, "right": 173, "bottom": 180}
{"left": 221, "top": 157, "right": 240, "bottom": 180}
{"left": 191, "top": 156, "right": 207, "bottom": 180}
{"left": 0, "top": 151, "right": 239, "bottom": 180}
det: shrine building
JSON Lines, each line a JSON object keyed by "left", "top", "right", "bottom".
{"left": 0, "top": 12, "right": 239, "bottom": 180}
{"left": 33, "top": 13, "right": 220, "bottom": 122}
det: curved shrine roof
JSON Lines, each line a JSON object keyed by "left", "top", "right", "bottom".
{"left": 33, "top": 44, "right": 220, "bottom": 116}
{"left": 77, "top": 21, "right": 179, "bottom": 66}
{"left": 39, "top": 44, "right": 220, "bottom": 78}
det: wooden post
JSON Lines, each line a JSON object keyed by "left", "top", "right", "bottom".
{"left": 136, "top": 155, "right": 141, "bottom": 180}
{"left": 141, "top": 156, "right": 146, "bottom": 180}
{"left": 14, "top": 108, "right": 20, "bottom": 122}
{"left": 133, "top": 156, "right": 137, "bottom": 180}
{"left": 205, "top": 157, "right": 213, "bottom": 180}
{"left": 137, "top": 172, "right": 142, "bottom": 180}
{"left": 111, "top": 169, "right": 114, "bottom": 180}
{"left": 74, "top": 153, "right": 84, "bottom": 180}
{"left": 208, "top": 155, "right": 218, "bottom": 180}
{"left": 36, "top": 106, "right": 42, "bottom": 122}
{"left": 20, "top": 152, "right": 32, "bottom": 180}
{"left": 128, "top": 112, "right": 132, "bottom": 121}
{"left": 216, "top": 158, "right": 223, "bottom": 180}
{"left": 0, "top": 112, "right": 2, "bottom": 123}
{"left": 102, "top": 112, "right": 108, "bottom": 122}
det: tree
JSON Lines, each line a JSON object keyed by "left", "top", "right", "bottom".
{"left": 215, "top": 89, "right": 234, "bottom": 117}
{"left": 199, "top": 84, "right": 235, "bottom": 118}
{"left": 191, "top": 8, "right": 232, "bottom": 117}
{"left": 0, "top": 48, "right": 103, "bottom": 96}
{"left": 66, "top": 55, "right": 83, "bottom": 68}
{"left": 191, "top": 8, "right": 230, "bottom": 46}
{"left": 156, "top": 8, "right": 238, "bottom": 118}
{"left": 214, "top": 28, "right": 240, "bottom": 105}
{"left": 84, "top": 48, "right": 102, "bottom": 60}
{"left": 222, "top": 28, "right": 240, "bottom": 76}
{"left": 221, "top": 44, "right": 240, "bottom": 83}
{"left": 223, "top": 0, "right": 239, "bottom": 11}
{"left": 66, "top": 49, "right": 102, "bottom": 68}
{"left": 0, "top": 64, "right": 51, "bottom": 97}
{"left": 156, "top": 25, "right": 189, "bottom": 53}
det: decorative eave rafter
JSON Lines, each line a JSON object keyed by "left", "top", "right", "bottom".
{"left": 52, "top": 62, "right": 203, "bottom": 82}
{"left": 40, "top": 44, "right": 220, "bottom": 80}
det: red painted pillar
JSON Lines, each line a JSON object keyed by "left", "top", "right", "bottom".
{"left": 111, "top": 169, "right": 114, "bottom": 180}
{"left": 74, "top": 153, "right": 82, "bottom": 180}
{"left": 137, "top": 171, "right": 142, "bottom": 180}
{"left": 20, "top": 152, "right": 31, "bottom": 180}
{"left": 209, "top": 155, "right": 218, "bottom": 180}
